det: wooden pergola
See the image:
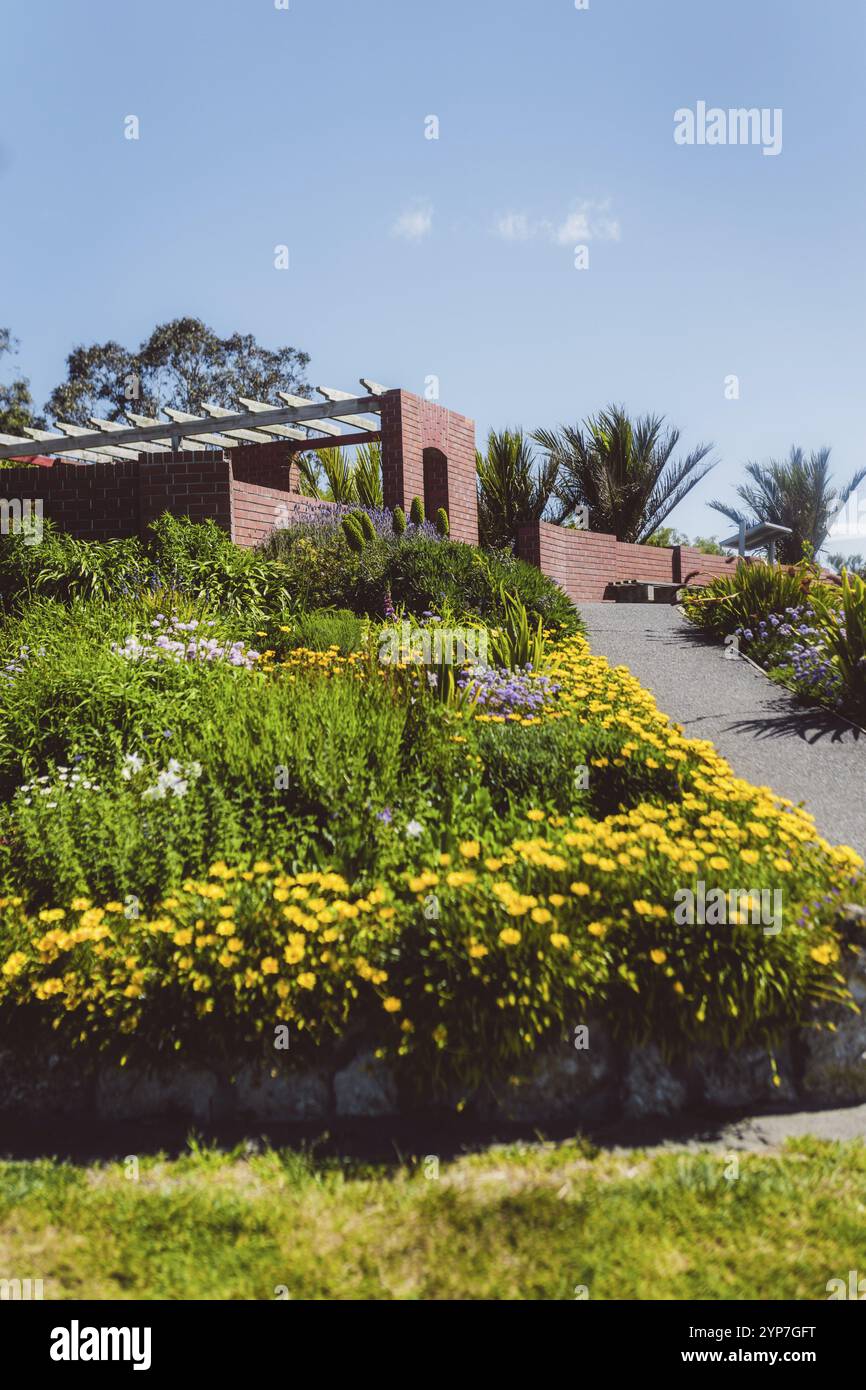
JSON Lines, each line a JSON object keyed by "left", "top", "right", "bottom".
{"left": 0, "top": 379, "right": 388, "bottom": 464}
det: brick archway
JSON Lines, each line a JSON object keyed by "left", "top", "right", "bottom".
{"left": 422, "top": 446, "right": 449, "bottom": 522}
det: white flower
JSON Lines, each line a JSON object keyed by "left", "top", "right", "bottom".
{"left": 121, "top": 752, "right": 145, "bottom": 780}
{"left": 406, "top": 819, "right": 424, "bottom": 838}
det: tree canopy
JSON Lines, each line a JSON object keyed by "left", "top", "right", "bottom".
{"left": 44, "top": 317, "right": 310, "bottom": 425}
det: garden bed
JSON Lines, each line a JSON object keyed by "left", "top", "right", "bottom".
{"left": 1, "top": 515, "right": 864, "bottom": 1122}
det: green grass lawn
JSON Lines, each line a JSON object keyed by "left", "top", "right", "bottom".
{"left": 2, "top": 1136, "right": 863, "bottom": 1300}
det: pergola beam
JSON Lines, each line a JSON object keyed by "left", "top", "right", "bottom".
{"left": 0, "top": 395, "right": 383, "bottom": 461}
{"left": 281, "top": 429, "right": 382, "bottom": 456}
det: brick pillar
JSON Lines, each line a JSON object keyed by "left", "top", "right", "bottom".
{"left": 380, "top": 389, "right": 478, "bottom": 544}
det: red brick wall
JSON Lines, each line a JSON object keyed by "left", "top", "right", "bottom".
{"left": 138, "top": 451, "right": 233, "bottom": 534}
{"left": 673, "top": 546, "right": 741, "bottom": 585}
{"left": 231, "top": 481, "right": 333, "bottom": 548}
{"left": 230, "top": 441, "right": 297, "bottom": 493}
{"left": 0, "top": 458, "right": 141, "bottom": 541}
{"left": 517, "top": 523, "right": 737, "bottom": 602}
{"left": 380, "top": 389, "right": 478, "bottom": 543}
{"left": 0, "top": 449, "right": 326, "bottom": 548}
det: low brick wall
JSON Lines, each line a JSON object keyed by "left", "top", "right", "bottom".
{"left": 0, "top": 447, "right": 333, "bottom": 549}
{"left": 674, "top": 545, "right": 741, "bottom": 586}
{"left": 516, "top": 522, "right": 740, "bottom": 602}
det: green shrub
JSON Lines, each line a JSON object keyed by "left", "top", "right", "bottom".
{"left": 469, "top": 719, "right": 591, "bottom": 815}
{"left": 0, "top": 514, "right": 298, "bottom": 617}
{"left": 435, "top": 508, "right": 449, "bottom": 537}
{"left": 682, "top": 560, "right": 822, "bottom": 639}
{"left": 392, "top": 507, "right": 407, "bottom": 536}
{"left": 260, "top": 518, "right": 580, "bottom": 631}
{"left": 385, "top": 538, "right": 581, "bottom": 634}
{"left": 409, "top": 496, "right": 425, "bottom": 526}
{"left": 289, "top": 609, "right": 366, "bottom": 655}
{"left": 341, "top": 515, "right": 366, "bottom": 553}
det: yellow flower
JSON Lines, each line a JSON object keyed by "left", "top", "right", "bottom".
{"left": 550, "top": 933, "right": 570, "bottom": 949}
{"left": 261, "top": 957, "right": 279, "bottom": 975}
{"left": 468, "top": 941, "right": 489, "bottom": 958}
{"left": 587, "top": 921, "right": 607, "bottom": 938}
{"left": 284, "top": 935, "right": 306, "bottom": 964}
{"left": 810, "top": 943, "right": 839, "bottom": 966}
{"left": 382, "top": 996, "right": 402, "bottom": 1012}
{"left": 297, "top": 972, "right": 316, "bottom": 990}
{"left": 708, "top": 856, "right": 729, "bottom": 871}
{"left": 71, "top": 897, "right": 91, "bottom": 911}
{"left": 650, "top": 949, "right": 667, "bottom": 965}
{"left": 499, "top": 927, "right": 522, "bottom": 946}
{"left": 773, "top": 858, "right": 792, "bottom": 873}
{"left": 531, "top": 907, "right": 552, "bottom": 924}
{"left": 38, "top": 908, "right": 65, "bottom": 923}
{"left": 570, "top": 882, "right": 591, "bottom": 897}
{"left": 526, "top": 809, "right": 545, "bottom": 822}
{"left": 459, "top": 840, "right": 480, "bottom": 859}
{"left": 746, "top": 822, "right": 770, "bottom": 839}
{"left": 2, "top": 951, "right": 27, "bottom": 977}
{"left": 740, "top": 849, "right": 760, "bottom": 866}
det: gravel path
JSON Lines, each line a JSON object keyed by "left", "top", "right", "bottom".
{"left": 581, "top": 603, "right": 866, "bottom": 857}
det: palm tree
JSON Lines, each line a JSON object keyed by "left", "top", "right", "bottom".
{"left": 709, "top": 447, "right": 866, "bottom": 564}
{"left": 532, "top": 405, "right": 715, "bottom": 543}
{"left": 297, "top": 442, "right": 383, "bottom": 507}
{"left": 475, "top": 428, "right": 560, "bottom": 550}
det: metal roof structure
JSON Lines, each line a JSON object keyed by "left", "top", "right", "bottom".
{"left": 0, "top": 379, "right": 389, "bottom": 464}
{"left": 720, "top": 521, "right": 792, "bottom": 553}
{"left": 720, "top": 521, "right": 792, "bottom": 563}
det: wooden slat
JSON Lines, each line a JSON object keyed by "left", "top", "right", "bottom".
{"left": 0, "top": 431, "right": 98, "bottom": 464}
{"left": 23, "top": 425, "right": 116, "bottom": 463}
{"left": 200, "top": 403, "right": 276, "bottom": 444}
{"left": 315, "top": 386, "right": 379, "bottom": 432}
{"left": 89, "top": 417, "right": 170, "bottom": 453}
{"left": 162, "top": 408, "right": 239, "bottom": 450}
{"left": 53, "top": 422, "right": 141, "bottom": 461}
{"left": 126, "top": 413, "right": 208, "bottom": 451}
{"left": 276, "top": 392, "right": 343, "bottom": 436}
{"left": 237, "top": 398, "right": 308, "bottom": 440}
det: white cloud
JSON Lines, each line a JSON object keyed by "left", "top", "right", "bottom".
{"left": 495, "top": 211, "right": 534, "bottom": 241}
{"left": 391, "top": 201, "right": 433, "bottom": 240}
{"left": 494, "top": 199, "right": 620, "bottom": 245}
{"left": 554, "top": 201, "right": 620, "bottom": 245}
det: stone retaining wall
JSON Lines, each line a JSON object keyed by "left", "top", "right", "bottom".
{"left": 4, "top": 907, "right": 864, "bottom": 1130}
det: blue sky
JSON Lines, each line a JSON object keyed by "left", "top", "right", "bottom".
{"left": 2, "top": 0, "right": 864, "bottom": 544}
